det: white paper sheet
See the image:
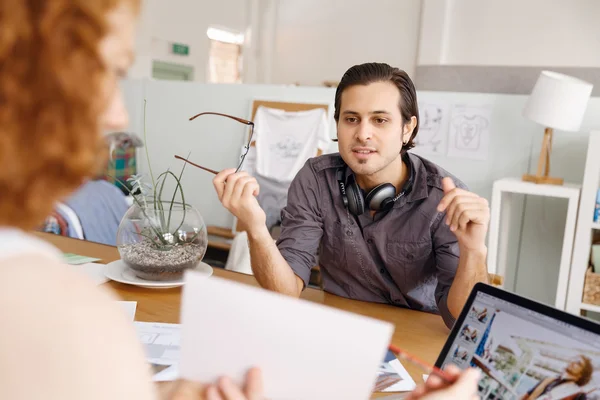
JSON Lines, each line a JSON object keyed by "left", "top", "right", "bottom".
{"left": 74, "top": 262, "right": 108, "bottom": 285}
{"left": 447, "top": 104, "right": 492, "bottom": 161}
{"left": 180, "top": 272, "right": 394, "bottom": 400}
{"left": 134, "top": 322, "right": 181, "bottom": 366}
{"left": 116, "top": 301, "right": 137, "bottom": 321}
{"left": 153, "top": 364, "right": 180, "bottom": 382}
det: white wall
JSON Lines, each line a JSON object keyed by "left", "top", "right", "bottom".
{"left": 130, "top": 0, "right": 249, "bottom": 82}
{"left": 270, "top": 0, "right": 422, "bottom": 86}
{"left": 419, "top": 0, "right": 600, "bottom": 67}
{"left": 129, "top": 0, "right": 424, "bottom": 85}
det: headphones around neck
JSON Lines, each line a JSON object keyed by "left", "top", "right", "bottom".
{"left": 336, "top": 155, "right": 414, "bottom": 216}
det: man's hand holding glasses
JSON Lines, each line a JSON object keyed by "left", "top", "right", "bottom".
{"left": 176, "top": 112, "right": 267, "bottom": 236}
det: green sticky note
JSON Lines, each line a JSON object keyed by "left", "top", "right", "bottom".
{"left": 63, "top": 253, "right": 102, "bottom": 265}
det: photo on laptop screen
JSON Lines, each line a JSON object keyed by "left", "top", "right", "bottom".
{"left": 439, "top": 291, "right": 600, "bottom": 400}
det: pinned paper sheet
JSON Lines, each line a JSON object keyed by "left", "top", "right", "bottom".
{"left": 180, "top": 272, "right": 394, "bottom": 400}
{"left": 414, "top": 101, "right": 450, "bottom": 156}
{"left": 447, "top": 104, "right": 492, "bottom": 161}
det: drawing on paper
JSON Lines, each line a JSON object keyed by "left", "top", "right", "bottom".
{"left": 414, "top": 102, "right": 449, "bottom": 156}
{"left": 447, "top": 104, "right": 492, "bottom": 161}
{"left": 270, "top": 136, "right": 304, "bottom": 159}
{"left": 452, "top": 114, "right": 489, "bottom": 151}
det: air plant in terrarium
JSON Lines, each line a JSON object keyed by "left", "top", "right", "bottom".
{"left": 114, "top": 100, "right": 208, "bottom": 281}
{"left": 115, "top": 165, "right": 208, "bottom": 281}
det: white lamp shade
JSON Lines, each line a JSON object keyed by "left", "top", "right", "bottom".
{"left": 523, "top": 71, "right": 593, "bottom": 132}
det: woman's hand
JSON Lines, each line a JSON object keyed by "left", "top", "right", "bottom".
{"left": 407, "top": 365, "right": 480, "bottom": 400}
{"left": 164, "top": 367, "right": 263, "bottom": 400}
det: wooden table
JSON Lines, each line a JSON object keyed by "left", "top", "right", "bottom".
{"left": 37, "top": 233, "right": 450, "bottom": 398}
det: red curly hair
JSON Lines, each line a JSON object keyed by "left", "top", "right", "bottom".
{"left": 0, "top": 0, "right": 139, "bottom": 229}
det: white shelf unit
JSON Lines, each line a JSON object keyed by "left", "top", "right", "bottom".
{"left": 487, "top": 178, "right": 581, "bottom": 310}
{"left": 566, "top": 130, "right": 600, "bottom": 315}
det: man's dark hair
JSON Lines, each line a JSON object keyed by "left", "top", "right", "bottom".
{"left": 334, "top": 62, "right": 419, "bottom": 152}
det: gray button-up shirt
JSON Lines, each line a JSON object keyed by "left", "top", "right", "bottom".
{"left": 276, "top": 152, "right": 467, "bottom": 328}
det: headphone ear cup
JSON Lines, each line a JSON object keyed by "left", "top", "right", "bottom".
{"left": 365, "top": 183, "right": 396, "bottom": 211}
{"left": 345, "top": 179, "right": 365, "bottom": 216}
{"left": 379, "top": 197, "right": 395, "bottom": 212}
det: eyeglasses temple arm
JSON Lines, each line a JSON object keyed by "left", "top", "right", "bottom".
{"left": 189, "top": 112, "right": 254, "bottom": 126}
{"left": 174, "top": 155, "right": 219, "bottom": 175}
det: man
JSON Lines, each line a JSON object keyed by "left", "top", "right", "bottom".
{"left": 213, "top": 62, "right": 490, "bottom": 328}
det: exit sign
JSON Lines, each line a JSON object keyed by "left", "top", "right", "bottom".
{"left": 172, "top": 43, "right": 189, "bottom": 56}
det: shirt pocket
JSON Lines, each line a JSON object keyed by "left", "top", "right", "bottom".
{"left": 319, "top": 219, "right": 356, "bottom": 295}
{"left": 386, "top": 241, "right": 433, "bottom": 284}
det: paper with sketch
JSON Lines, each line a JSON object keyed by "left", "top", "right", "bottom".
{"left": 134, "top": 322, "right": 181, "bottom": 366}
{"left": 180, "top": 272, "right": 394, "bottom": 400}
{"left": 447, "top": 104, "right": 492, "bottom": 161}
{"left": 116, "top": 301, "right": 137, "bottom": 321}
{"left": 413, "top": 102, "right": 450, "bottom": 156}
{"left": 375, "top": 350, "right": 417, "bottom": 392}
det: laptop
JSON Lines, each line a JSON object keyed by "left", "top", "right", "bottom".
{"left": 435, "top": 283, "right": 600, "bottom": 400}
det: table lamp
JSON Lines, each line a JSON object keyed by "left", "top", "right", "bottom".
{"left": 522, "top": 71, "right": 593, "bottom": 185}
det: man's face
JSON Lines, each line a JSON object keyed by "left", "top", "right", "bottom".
{"left": 336, "top": 81, "right": 412, "bottom": 177}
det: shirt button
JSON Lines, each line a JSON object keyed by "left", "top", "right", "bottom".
{"left": 407, "top": 253, "right": 414, "bottom": 260}
{"left": 380, "top": 268, "right": 385, "bottom": 273}
{"left": 346, "top": 230, "right": 353, "bottom": 236}
{"left": 367, "top": 238, "right": 373, "bottom": 244}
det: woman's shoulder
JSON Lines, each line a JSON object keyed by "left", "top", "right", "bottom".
{"left": 0, "top": 254, "right": 157, "bottom": 400}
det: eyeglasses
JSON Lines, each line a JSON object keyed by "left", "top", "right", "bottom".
{"left": 175, "top": 112, "right": 255, "bottom": 175}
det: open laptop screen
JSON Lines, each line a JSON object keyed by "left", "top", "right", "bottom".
{"left": 438, "top": 290, "right": 600, "bottom": 400}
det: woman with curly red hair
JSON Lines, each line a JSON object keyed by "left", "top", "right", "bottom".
{"left": 0, "top": 1, "right": 261, "bottom": 399}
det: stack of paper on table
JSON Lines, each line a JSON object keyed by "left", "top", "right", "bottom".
{"left": 134, "top": 321, "right": 181, "bottom": 380}
{"left": 374, "top": 350, "right": 416, "bottom": 392}
{"left": 179, "top": 271, "right": 395, "bottom": 400}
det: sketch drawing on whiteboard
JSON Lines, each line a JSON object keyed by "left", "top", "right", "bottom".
{"left": 451, "top": 114, "right": 489, "bottom": 151}
{"left": 447, "top": 104, "right": 492, "bottom": 161}
{"left": 414, "top": 102, "right": 448, "bottom": 155}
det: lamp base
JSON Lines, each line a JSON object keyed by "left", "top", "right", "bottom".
{"left": 523, "top": 126, "right": 564, "bottom": 186}
{"left": 522, "top": 174, "right": 564, "bottom": 185}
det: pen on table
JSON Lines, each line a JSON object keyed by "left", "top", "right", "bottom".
{"left": 174, "top": 155, "right": 218, "bottom": 175}
{"left": 388, "top": 344, "right": 455, "bottom": 384}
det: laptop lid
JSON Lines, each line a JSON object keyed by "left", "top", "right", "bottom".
{"left": 435, "top": 283, "right": 600, "bottom": 400}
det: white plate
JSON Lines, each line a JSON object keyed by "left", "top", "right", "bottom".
{"left": 105, "top": 259, "right": 213, "bottom": 289}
